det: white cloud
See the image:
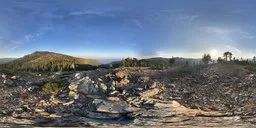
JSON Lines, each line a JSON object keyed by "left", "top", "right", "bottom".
{"left": 41, "top": 12, "right": 64, "bottom": 19}
{"left": 176, "top": 14, "right": 201, "bottom": 23}
{"left": 225, "top": 45, "right": 242, "bottom": 54}
{"left": 0, "top": 23, "right": 54, "bottom": 54}
{"left": 0, "top": 39, "right": 23, "bottom": 52}
{"left": 205, "top": 26, "right": 233, "bottom": 42}
{"left": 132, "top": 19, "right": 143, "bottom": 29}
{"left": 69, "top": 10, "right": 115, "bottom": 17}
{"left": 205, "top": 26, "right": 255, "bottom": 40}
{"left": 204, "top": 26, "right": 255, "bottom": 49}
{"left": 24, "top": 34, "right": 34, "bottom": 41}
{"left": 239, "top": 31, "right": 255, "bottom": 40}
{"left": 156, "top": 51, "right": 203, "bottom": 58}
{"left": 24, "top": 24, "right": 54, "bottom": 42}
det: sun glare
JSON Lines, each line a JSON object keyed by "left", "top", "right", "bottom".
{"left": 210, "top": 49, "right": 219, "bottom": 58}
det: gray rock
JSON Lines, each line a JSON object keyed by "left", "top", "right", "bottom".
{"left": 99, "top": 83, "right": 108, "bottom": 92}
{"left": 74, "top": 72, "right": 85, "bottom": 80}
{"left": 109, "top": 90, "right": 120, "bottom": 96}
{"left": 58, "top": 93, "right": 67, "bottom": 98}
{"left": 139, "top": 76, "right": 150, "bottom": 82}
{"left": 11, "top": 76, "right": 17, "bottom": 80}
{"left": 78, "top": 78, "right": 100, "bottom": 95}
{"left": 92, "top": 99, "right": 138, "bottom": 114}
{"left": 136, "top": 88, "right": 144, "bottom": 91}
{"left": 1, "top": 74, "right": 6, "bottom": 79}
{"left": 98, "top": 78, "right": 103, "bottom": 82}
{"left": 86, "top": 111, "right": 122, "bottom": 119}
{"left": 69, "top": 84, "right": 78, "bottom": 92}
{"left": 4, "top": 79, "right": 13, "bottom": 85}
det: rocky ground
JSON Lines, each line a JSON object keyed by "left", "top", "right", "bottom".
{"left": 0, "top": 63, "right": 256, "bottom": 127}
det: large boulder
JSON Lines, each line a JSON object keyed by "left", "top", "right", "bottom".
{"left": 114, "top": 71, "right": 130, "bottom": 87}
{"left": 92, "top": 99, "right": 141, "bottom": 114}
{"left": 77, "top": 77, "right": 101, "bottom": 95}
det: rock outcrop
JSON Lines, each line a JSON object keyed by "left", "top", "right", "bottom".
{"left": 1, "top": 64, "right": 256, "bottom": 127}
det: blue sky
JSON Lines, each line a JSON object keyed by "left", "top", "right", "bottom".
{"left": 0, "top": 0, "right": 256, "bottom": 59}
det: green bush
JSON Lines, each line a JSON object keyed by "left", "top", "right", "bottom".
{"left": 42, "top": 80, "right": 69, "bottom": 93}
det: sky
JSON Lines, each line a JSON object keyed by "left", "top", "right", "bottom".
{"left": 0, "top": 0, "right": 256, "bottom": 59}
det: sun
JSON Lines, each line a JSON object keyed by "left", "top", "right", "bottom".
{"left": 210, "top": 49, "right": 219, "bottom": 58}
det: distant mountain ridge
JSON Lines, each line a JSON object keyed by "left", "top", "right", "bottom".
{"left": 1, "top": 51, "right": 100, "bottom": 71}
{"left": 102, "top": 57, "right": 202, "bottom": 69}
{"left": 0, "top": 58, "right": 16, "bottom": 64}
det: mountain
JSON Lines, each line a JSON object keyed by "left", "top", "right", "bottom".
{"left": 1, "top": 51, "right": 100, "bottom": 71}
{"left": 0, "top": 58, "right": 16, "bottom": 64}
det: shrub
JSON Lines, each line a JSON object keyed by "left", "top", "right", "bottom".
{"left": 202, "top": 53, "right": 212, "bottom": 64}
{"left": 42, "top": 80, "right": 69, "bottom": 94}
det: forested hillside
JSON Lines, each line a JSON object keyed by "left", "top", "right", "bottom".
{"left": 1, "top": 51, "right": 100, "bottom": 72}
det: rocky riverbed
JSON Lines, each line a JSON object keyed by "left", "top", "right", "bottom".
{"left": 1, "top": 64, "right": 256, "bottom": 127}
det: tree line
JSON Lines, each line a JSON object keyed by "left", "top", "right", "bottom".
{"left": 119, "top": 58, "right": 175, "bottom": 69}
{"left": 202, "top": 51, "right": 256, "bottom": 65}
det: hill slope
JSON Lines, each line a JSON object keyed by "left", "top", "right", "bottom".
{"left": 2, "top": 51, "right": 100, "bottom": 71}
